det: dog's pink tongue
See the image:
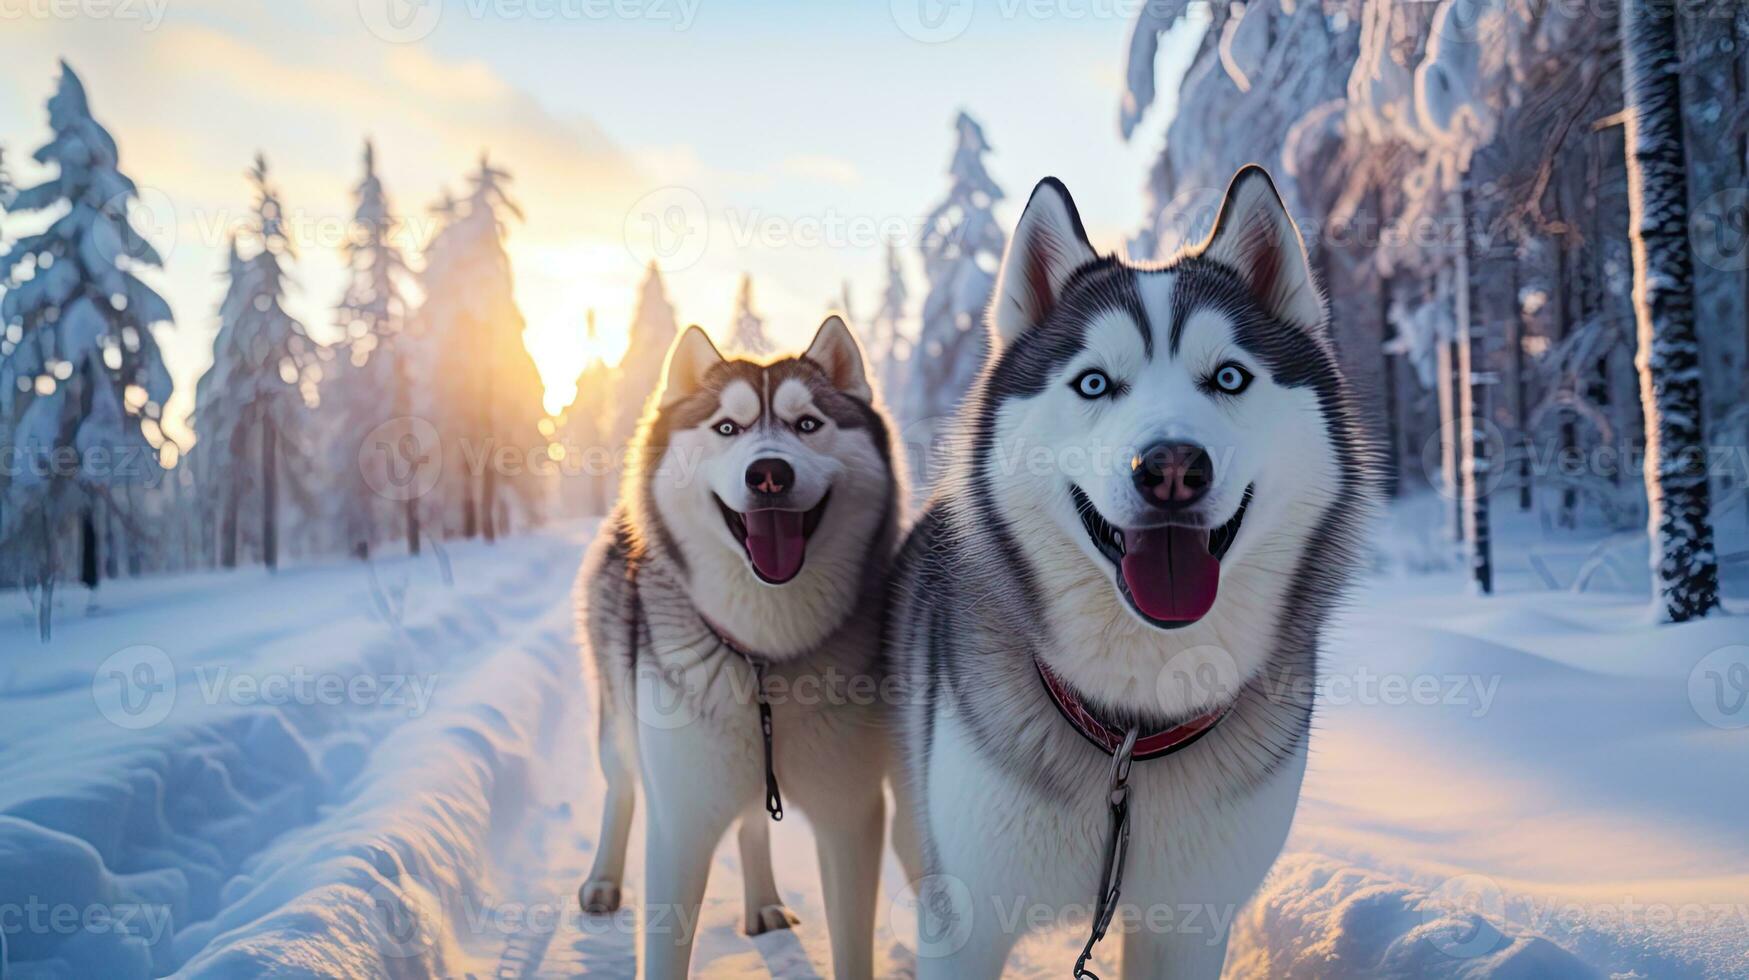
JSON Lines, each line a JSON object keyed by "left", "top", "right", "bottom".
{"left": 744, "top": 509, "right": 806, "bottom": 584}
{"left": 1120, "top": 526, "right": 1220, "bottom": 623}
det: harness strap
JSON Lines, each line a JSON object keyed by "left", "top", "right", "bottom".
{"left": 699, "top": 615, "right": 785, "bottom": 822}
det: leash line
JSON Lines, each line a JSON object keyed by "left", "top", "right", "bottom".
{"left": 699, "top": 612, "right": 785, "bottom": 823}
{"left": 1035, "top": 661, "right": 1230, "bottom": 979}
{"left": 752, "top": 660, "right": 784, "bottom": 821}
{"left": 623, "top": 562, "right": 785, "bottom": 823}
{"left": 1072, "top": 726, "right": 1137, "bottom": 980}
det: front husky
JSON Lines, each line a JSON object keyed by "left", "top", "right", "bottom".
{"left": 889, "top": 167, "right": 1374, "bottom": 978}
{"left": 576, "top": 317, "right": 900, "bottom": 980}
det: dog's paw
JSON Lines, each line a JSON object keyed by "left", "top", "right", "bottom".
{"left": 745, "top": 903, "right": 799, "bottom": 935}
{"left": 578, "top": 879, "right": 621, "bottom": 914}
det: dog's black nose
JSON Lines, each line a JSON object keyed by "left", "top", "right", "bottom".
{"left": 1132, "top": 442, "right": 1212, "bottom": 509}
{"left": 745, "top": 458, "right": 795, "bottom": 497}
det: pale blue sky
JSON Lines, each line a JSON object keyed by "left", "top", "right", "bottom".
{"left": 0, "top": 0, "right": 1204, "bottom": 435}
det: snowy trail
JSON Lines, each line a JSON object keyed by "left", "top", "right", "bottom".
{"left": 3, "top": 517, "right": 1745, "bottom": 978}
{"left": 0, "top": 528, "right": 588, "bottom": 977}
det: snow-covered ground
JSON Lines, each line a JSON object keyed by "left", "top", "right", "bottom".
{"left": 1, "top": 502, "right": 1744, "bottom": 978}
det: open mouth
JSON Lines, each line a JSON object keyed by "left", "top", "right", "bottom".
{"left": 1069, "top": 483, "right": 1253, "bottom": 629}
{"left": 714, "top": 492, "right": 831, "bottom": 585}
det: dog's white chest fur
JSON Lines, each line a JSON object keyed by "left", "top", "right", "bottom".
{"left": 925, "top": 708, "right": 1306, "bottom": 911}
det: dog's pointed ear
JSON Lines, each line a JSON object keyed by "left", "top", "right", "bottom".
{"left": 658, "top": 325, "right": 724, "bottom": 408}
{"left": 991, "top": 177, "right": 1098, "bottom": 349}
{"left": 803, "top": 315, "right": 873, "bottom": 403}
{"left": 1200, "top": 165, "right": 1325, "bottom": 331}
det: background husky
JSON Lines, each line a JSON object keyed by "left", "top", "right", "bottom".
{"left": 888, "top": 167, "right": 1377, "bottom": 979}
{"left": 575, "top": 317, "right": 901, "bottom": 980}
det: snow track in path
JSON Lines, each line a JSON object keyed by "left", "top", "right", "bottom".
{"left": 0, "top": 529, "right": 586, "bottom": 977}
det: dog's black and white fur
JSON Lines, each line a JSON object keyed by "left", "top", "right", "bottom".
{"left": 887, "top": 167, "right": 1376, "bottom": 978}
{"left": 576, "top": 317, "right": 901, "bottom": 980}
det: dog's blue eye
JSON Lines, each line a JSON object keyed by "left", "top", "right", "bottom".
{"left": 713, "top": 420, "right": 739, "bottom": 437}
{"left": 795, "top": 415, "right": 823, "bottom": 434}
{"left": 1212, "top": 363, "right": 1253, "bottom": 394}
{"left": 1073, "top": 370, "right": 1112, "bottom": 399}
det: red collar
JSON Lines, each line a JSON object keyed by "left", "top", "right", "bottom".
{"left": 1035, "top": 658, "right": 1228, "bottom": 760}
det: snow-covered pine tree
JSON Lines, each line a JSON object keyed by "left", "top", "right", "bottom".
{"left": 0, "top": 142, "right": 13, "bottom": 580}
{"left": 837, "top": 280, "right": 855, "bottom": 326}
{"left": 901, "top": 111, "right": 1004, "bottom": 437}
{"left": 1620, "top": 0, "right": 1721, "bottom": 622}
{"left": 608, "top": 261, "right": 680, "bottom": 483}
{"left": 191, "top": 154, "right": 316, "bottom": 572}
{"left": 559, "top": 309, "right": 614, "bottom": 516}
{"left": 726, "top": 273, "right": 772, "bottom": 357}
{"left": 417, "top": 155, "right": 547, "bottom": 543}
{"left": 870, "top": 243, "right": 910, "bottom": 405}
{"left": 826, "top": 280, "right": 856, "bottom": 327}
{"left": 326, "top": 140, "right": 413, "bottom": 559}
{"left": 0, "top": 143, "right": 13, "bottom": 227}
{"left": 0, "top": 61, "right": 174, "bottom": 634}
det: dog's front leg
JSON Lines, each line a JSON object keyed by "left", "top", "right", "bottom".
{"left": 911, "top": 876, "right": 1018, "bottom": 980}
{"left": 736, "top": 810, "right": 799, "bottom": 934}
{"left": 809, "top": 784, "right": 884, "bottom": 980}
{"left": 1120, "top": 914, "right": 1231, "bottom": 980}
{"left": 639, "top": 766, "right": 736, "bottom": 980}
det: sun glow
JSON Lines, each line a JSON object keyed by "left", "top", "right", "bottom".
{"left": 511, "top": 240, "right": 638, "bottom": 416}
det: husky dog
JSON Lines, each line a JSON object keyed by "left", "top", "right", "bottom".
{"left": 888, "top": 167, "right": 1375, "bottom": 978}
{"left": 576, "top": 316, "right": 900, "bottom": 980}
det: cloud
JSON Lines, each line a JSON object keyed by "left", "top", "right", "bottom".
{"left": 780, "top": 154, "right": 861, "bottom": 186}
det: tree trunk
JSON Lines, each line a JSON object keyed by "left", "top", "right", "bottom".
{"left": 1459, "top": 179, "right": 1494, "bottom": 595}
{"left": 37, "top": 513, "right": 56, "bottom": 641}
{"left": 106, "top": 496, "right": 125, "bottom": 579}
{"left": 1621, "top": 0, "right": 1722, "bottom": 621}
{"left": 1436, "top": 322, "right": 1461, "bottom": 539}
{"left": 1554, "top": 211, "right": 1579, "bottom": 527}
{"left": 391, "top": 350, "right": 421, "bottom": 556}
{"left": 1380, "top": 277, "right": 1402, "bottom": 497}
{"left": 80, "top": 508, "right": 99, "bottom": 591}
{"left": 262, "top": 415, "right": 279, "bottom": 572}
{"left": 220, "top": 481, "right": 239, "bottom": 569}
{"left": 481, "top": 465, "right": 498, "bottom": 544}
{"left": 406, "top": 497, "right": 421, "bottom": 557}
{"left": 1508, "top": 258, "right": 1530, "bottom": 511}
